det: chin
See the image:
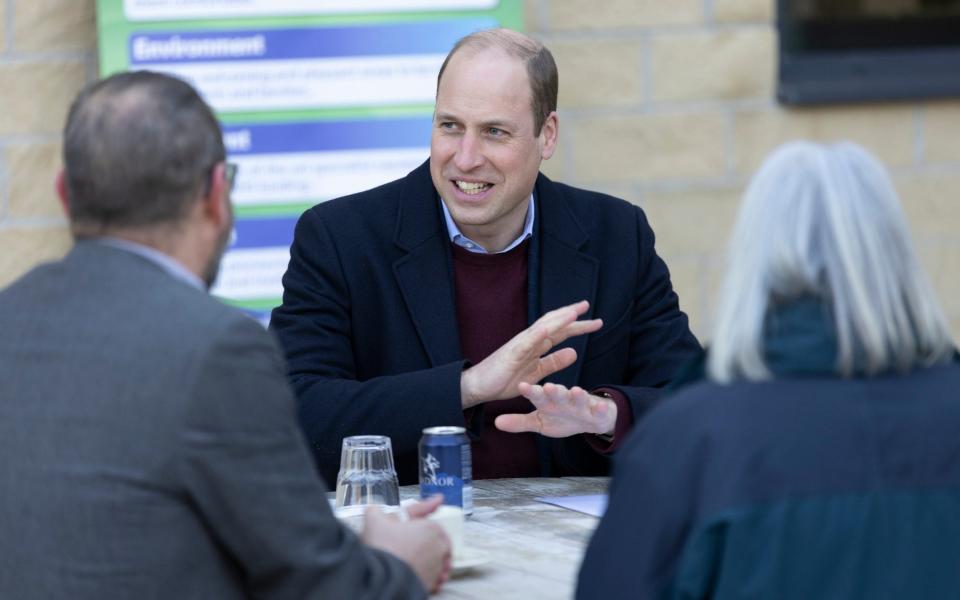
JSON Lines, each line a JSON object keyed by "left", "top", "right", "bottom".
{"left": 448, "top": 204, "right": 492, "bottom": 226}
{"left": 203, "top": 245, "right": 229, "bottom": 290}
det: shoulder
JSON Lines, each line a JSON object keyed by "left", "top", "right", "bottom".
{"left": 300, "top": 160, "right": 429, "bottom": 229}
{"left": 89, "top": 253, "right": 273, "bottom": 362}
{"left": 628, "top": 377, "right": 841, "bottom": 451}
{"left": 615, "top": 377, "right": 835, "bottom": 487}
{"left": 308, "top": 175, "right": 403, "bottom": 220}
{"left": 142, "top": 286, "right": 276, "bottom": 378}
{"left": 537, "top": 174, "right": 651, "bottom": 240}
{"left": 294, "top": 180, "right": 400, "bottom": 248}
{"left": 544, "top": 176, "right": 642, "bottom": 217}
{"left": 194, "top": 308, "right": 287, "bottom": 382}
{"left": 619, "top": 364, "right": 960, "bottom": 506}
{"left": 623, "top": 381, "right": 749, "bottom": 449}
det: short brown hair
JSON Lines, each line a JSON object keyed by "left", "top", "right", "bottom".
{"left": 63, "top": 71, "right": 225, "bottom": 236}
{"left": 436, "top": 28, "right": 558, "bottom": 134}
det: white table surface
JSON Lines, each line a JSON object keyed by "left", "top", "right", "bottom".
{"left": 400, "top": 477, "right": 610, "bottom": 600}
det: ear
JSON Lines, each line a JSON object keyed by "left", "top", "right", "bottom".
{"left": 539, "top": 111, "right": 559, "bottom": 160}
{"left": 55, "top": 168, "right": 70, "bottom": 217}
{"left": 202, "top": 162, "right": 229, "bottom": 228}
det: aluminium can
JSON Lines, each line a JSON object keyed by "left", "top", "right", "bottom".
{"left": 418, "top": 426, "right": 473, "bottom": 515}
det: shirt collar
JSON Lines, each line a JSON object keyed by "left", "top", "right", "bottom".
{"left": 440, "top": 194, "right": 535, "bottom": 254}
{"left": 95, "top": 237, "right": 206, "bottom": 291}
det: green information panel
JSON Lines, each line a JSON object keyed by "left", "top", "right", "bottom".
{"left": 96, "top": 0, "right": 523, "bottom": 320}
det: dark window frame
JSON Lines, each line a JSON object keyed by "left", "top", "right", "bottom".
{"left": 778, "top": 0, "right": 960, "bottom": 105}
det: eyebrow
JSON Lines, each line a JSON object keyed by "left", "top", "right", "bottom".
{"left": 434, "top": 112, "right": 520, "bottom": 131}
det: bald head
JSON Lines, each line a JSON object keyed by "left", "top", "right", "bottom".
{"left": 436, "top": 28, "right": 558, "bottom": 134}
{"left": 63, "top": 71, "right": 225, "bottom": 237}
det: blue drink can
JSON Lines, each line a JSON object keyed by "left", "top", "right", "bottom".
{"left": 419, "top": 426, "right": 473, "bottom": 515}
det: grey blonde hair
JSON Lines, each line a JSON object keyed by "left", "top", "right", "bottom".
{"left": 708, "top": 141, "right": 954, "bottom": 383}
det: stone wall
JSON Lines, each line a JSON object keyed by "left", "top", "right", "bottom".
{"left": 0, "top": 0, "right": 94, "bottom": 289}
{"left": 2, "top": 0, "right": 959, "bottom": 342}
{"left": 530, "top": 0, "right": 960, "bottom": 341}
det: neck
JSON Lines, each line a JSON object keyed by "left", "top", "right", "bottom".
{"left": 455, "top": 196, "right": 530, "bottom": 253}
{"left": 80, "top": 224, "right": 210, "bottom": 284}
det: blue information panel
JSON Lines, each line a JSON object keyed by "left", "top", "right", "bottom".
{"left": 96, "top": 1, "right": 523, "bottom": 322}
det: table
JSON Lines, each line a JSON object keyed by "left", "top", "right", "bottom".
{"left": 400, "top": 477, "right": 609, "bottom": 600}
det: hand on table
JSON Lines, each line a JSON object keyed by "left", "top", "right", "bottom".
{"left": 362, "top": 495, "right": 452, "bottom": 593}
{"left": 460, "top": 300, "right": 602, "bottom": 409}
{"left": 495, "top": 382, "right": 618, "bottom": 438}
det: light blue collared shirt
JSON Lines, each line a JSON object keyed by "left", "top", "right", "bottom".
{"left": 440, "top": 194, "right": 535, "bottom": 254}
{"left": 96, "top": 237, "right": 205, "bottom": 291}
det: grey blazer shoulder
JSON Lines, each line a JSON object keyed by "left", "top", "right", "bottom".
{"left": 0, "top": 241, "right": 423, "bottom": 600}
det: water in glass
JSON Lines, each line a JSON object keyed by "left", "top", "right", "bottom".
{"left": 335, "top": 435, "right": 400, "bottom": 507}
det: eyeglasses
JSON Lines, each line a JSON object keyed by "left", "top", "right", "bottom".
{"left": 205, "top": 161, "right": 239, "bottom": 197}
{"left": 224, "top": 162, "right": 238, "bottom": 193}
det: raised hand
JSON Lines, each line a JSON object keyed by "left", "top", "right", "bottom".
{"left": 494, "top": 382, "right": 618, "bottom": 438}
{"left": 460, "top": 300, "right": 602, "bottom": 409}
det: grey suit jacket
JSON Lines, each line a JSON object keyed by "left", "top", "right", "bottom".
{"left": 0, "top": 241, "right": 424, "bottom": 599}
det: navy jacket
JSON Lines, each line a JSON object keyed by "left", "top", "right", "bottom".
{"left": 271, "top": 160, "right": 700, "bottom": 486}
{"left": 578, "top": 362, "right": 960, "bottom": 599}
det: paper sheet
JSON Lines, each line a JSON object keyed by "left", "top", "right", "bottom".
{"left": 535, "top": 494, "right": 608, "bottom": 517}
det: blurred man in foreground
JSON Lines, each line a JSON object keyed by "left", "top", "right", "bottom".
{"left": 0, "top": 71, "right": 449, "bottom": 599}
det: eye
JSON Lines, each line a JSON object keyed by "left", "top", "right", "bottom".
{"left": 438, "top": 122, "right": 459, "bottom": 131}
{"left": 487, "top": 127, "right": 505, "bottom": 137}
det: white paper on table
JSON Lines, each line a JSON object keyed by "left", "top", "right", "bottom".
{"left": 535, "top": 494, "right": 608, "bottom": 517}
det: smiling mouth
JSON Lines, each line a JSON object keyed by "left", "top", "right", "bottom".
{"left": 454, "top": 180, "right": 492, "bottom": 195}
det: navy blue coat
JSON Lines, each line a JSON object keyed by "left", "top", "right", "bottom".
{"left": 270, "top": 160, "right": 700, "bottom": 486}
{"left": 578, "top": 362, "right": 960, "bottom": 599}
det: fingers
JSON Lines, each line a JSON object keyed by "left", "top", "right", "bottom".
{"left": 569, "top": 317, "right": 604, "bottom": 336}
{"left": 527, "top": 301, "right": 602, "bottom": 349}
{"left": 536, "top": 347, "right": 578, "bottom": 378}
{"left": 531, "top": 317, "right": 602, "bottom": 355}
{"left": 437, "top": 554, "right": 452, "bottom": 590}
{"left": 523, "top": 382, "right": 581, "bottom": 410}
{"left": 362, "top": 505, "right": 385, "bottom": 530}
{"left": 568, "top": 385, "right": 593, "bottom": 411}
{"left": 535, "top": 300, "right": 589, "bottom": 326}
{"left": 521, "top": 383, "right": 602, "bottom": 419}
{"left": 431, "top": 538, "right": 453, "bottom": 593}
{"left": 404, "top": 494, "right": 444, "bottom": 519}
{"left": 494, "top": 412, "right": 542, "bottom": 434}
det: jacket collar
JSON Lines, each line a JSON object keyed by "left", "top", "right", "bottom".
{"left": 532, "top": 173, "right": 598, "bottom": 388}
{"left": 533, "top": 173, "right": 590, "bottom": 251}
{"left": 394, "top": 160, "right": 444, "bottom": 252}
{"left": 392, "top": 161, "right": 591, "bottom": 252}
{"left": 392, "top": 160, "right": 598, "bottom": 382}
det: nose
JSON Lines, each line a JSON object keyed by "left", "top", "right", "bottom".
{"left": 453, "top": 131, "right": 484, "bottom": 172}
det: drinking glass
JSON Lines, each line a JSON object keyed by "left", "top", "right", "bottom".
{"left": 335, "top": 435, "right": 400, "bottom": 508}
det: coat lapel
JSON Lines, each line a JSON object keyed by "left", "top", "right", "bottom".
{"left": 392, "top": 160, "right": 463, "bottom": 367}
{"left": 534, "top": 174, "right": 599, "bottom": 389}
{"left": 391, "top": 164, "right": 599, "bottom": 379}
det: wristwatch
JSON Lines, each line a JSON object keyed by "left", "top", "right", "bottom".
{"left": 593, "top": 391, "right": 615, "bottom": 443}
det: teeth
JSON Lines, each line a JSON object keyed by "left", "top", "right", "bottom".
{"left": 455, "top": 180, "right": 490, "bottom": 195}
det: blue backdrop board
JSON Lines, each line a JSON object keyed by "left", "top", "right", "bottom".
{"left": 96, "top": 0, "right": 524, "bottom": 322}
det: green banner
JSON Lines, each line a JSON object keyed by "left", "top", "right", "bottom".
{"left": 95, "top": 0, "right": 523, "bottom": 320}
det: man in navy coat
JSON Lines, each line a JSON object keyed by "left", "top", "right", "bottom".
{"left": 271, "top": 28, "right": 701, "bottom": 486}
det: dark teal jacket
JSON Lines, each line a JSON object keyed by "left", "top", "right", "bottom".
{"left": 578, "top": 302, "right": 960, "bottom": 599}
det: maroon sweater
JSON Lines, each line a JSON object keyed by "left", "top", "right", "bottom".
{"left": 451, "top": 240, "right": 540, "bottom": 479}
